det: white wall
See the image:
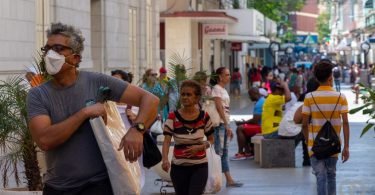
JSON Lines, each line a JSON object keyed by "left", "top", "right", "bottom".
{"left": 0, "top": 0, "right": 160, "bottom": 82}
{"left": 225, "top": 9, "right": 264, "bottom": 36}
{"left": 0, "top": 0, "right": 36, "bottom": 80}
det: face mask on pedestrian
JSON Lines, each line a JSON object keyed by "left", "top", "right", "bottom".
{"left": 44, "top": 50, "right": 76, "bottom": 75}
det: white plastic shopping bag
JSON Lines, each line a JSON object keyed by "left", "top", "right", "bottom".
{"left": 204, "top": 146, "right": 222, "bottom": 194}
{"left": 90, "top": 101, "right": 141, "bottom": 195}
{"left": 202, "top": 100, "right": 221, "bottom": 127}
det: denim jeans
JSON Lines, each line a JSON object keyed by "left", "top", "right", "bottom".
{"left": 310, "top": 156, "right": 338, "bottom": 195}
{"left": 213, "top": 124, "right": 229, "bottom": 173}
{"left": 263, "top": 131, "right": 279, "bottom": 139}
{"left": 334, "top": 79, "right": 340, "bottom": 92}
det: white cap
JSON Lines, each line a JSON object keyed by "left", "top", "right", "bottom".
{"left": 258, "top": 88, "right": 268, "bottom": 97}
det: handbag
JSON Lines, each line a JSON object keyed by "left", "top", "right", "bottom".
{"left": 202, "top": 100, "right": 221, "bottom": 127}
{"left": 143, "top": 132, "right": 162, "bottom": 169}
{"left": 311, "top": 93, "right": 342, "bottom": 160}
{"left": 150, "top": 119, "right": 163, "bottom": 134}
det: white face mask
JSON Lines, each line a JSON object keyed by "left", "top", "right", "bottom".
{"left": 44, "top": 50, "right": 75, "bottom": 75}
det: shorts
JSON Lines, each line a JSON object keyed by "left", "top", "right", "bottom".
{"left": 241, "top": 124, "right": 261, "bottom": 138}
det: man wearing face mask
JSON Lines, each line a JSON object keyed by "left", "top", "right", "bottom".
{"left": 26, "top": 23, "right": 159, "bottom": 194}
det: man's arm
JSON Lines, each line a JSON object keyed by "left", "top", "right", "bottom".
{"left": 341, "top": 113, "right": 350, "bottom": 162}
{"left": 118, "top": 84, "right": 159, "bottom": 129}
{"left": 293, "top": 106, "right": 303, "bottom": 124}
{"left": 118, "top": 84, "right": 159, "bottom": 162}
{"left": 280, "top": 80, "right": 291, "bottom": 102}
{"left": 301, "top": 114, "right": 309, "bottom": 141}
{"left": 28, "top": 103, "right": 107, "bottom": 151}
{"left": 246, "top": 114, "right": 261, "bottom": 124}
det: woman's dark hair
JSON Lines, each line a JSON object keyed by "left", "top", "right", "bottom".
{"left": 210, "top": 67, "right": 227, "bottom": 86}
{"left": 314, "top": 60, "right": 334, "bottom": 82}
{"left": 298, "top": 78, "right": 320, "bottom": 101}
{"left": 111, "top": 69, "right": 133, "bottom": 83}
{"left": 234, "top": 67, "right": 239, "bottom": 72}
{"left": 180, "top": 80, "right": 202, "bottom": 97}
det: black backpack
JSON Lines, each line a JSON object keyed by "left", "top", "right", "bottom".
{"left": 311, "top": 93, "right": 341, "bottom": 160}
{"left": 333, "top": 68, "right": 341, "bottom": 78}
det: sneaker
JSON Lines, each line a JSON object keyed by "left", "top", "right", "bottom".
{"left": 244, "top": 153, "right": 254, "bottom": 159}
{"left": 226, "top": 181, "right": 244, "bottom": 187}
{"left": 230, "top": 153, "right": 246, "bottom": 161}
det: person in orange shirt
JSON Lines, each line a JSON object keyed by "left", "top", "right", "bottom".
{"left": 25, "top": 67, "right": 44, "bottom": 87}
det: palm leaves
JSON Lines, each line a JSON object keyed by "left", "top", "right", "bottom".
{"left": 349, "top": 83, "right": 375, "bottom": 137}
{"left": 0, "top": 56, "right": 44, "bottom": 190}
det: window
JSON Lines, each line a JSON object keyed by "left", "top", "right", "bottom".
{"left": 129, "top": 7, "right": 137, "bottom": 75}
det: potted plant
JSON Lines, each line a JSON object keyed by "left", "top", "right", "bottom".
{"left": 349, "top": 83, "right": 375, "bottom": 137}
{"left": 0, "top": 53, "right": 49, "bottom": 193}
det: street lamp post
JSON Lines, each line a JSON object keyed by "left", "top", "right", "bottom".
{"left": 360, "top": 42, "right": 371, "bottom": 69}
{"left": 285, "top": 46, "right": 294, "bottom": 65}
{"left": 269, "top": 41, "right": 280, "bottom": 68}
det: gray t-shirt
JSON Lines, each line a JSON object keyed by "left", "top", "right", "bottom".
{"left": 27, "top": 71, "right": 128, "bottom": 190}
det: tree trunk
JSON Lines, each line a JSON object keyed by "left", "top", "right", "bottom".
{"left": 22, "top": 140, "right": 42, "bottom": 191}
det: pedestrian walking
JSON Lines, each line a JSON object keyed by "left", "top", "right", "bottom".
{"left": 142, "top": 69, "right": 169, "bottom": 121}
{"left": 27, "top": 22, "right": 159, "bottom": 194}
{"left": 302, "top": 60, "right": 350, "bottom": 195}
{"left": 162, "top": 80, "right": 214, "bottom": 195}
{"left": 231, "top": 67, "right": 242, "bottom": 98}
{"left": 212, "top": 67, "right": 243, "bottom": 187}
{"left": 333, "top": 65, "right": 341, "bottom": 92}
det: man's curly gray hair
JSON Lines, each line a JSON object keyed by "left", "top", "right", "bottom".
{"left": 46, "top": 22, "right": 85, "bottom": 55}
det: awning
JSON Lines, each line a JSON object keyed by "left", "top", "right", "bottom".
{"left": 160, "top": 11, "right": 238, "bottom": 23}
{"left": 203, "top": 34, "right": 270, "bottom": 43}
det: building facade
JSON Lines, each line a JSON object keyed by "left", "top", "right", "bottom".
{"left": 0, "top": 0, "right": 161, "bottom": 82}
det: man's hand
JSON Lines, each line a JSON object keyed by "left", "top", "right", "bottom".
{"left": 342, "top": 146, "right": 349, "bottom": 163}
{"left": 84, "top": 103, "right": 107, "bottom": 124}
{"left": 118, "top": 128, "right": 144, "bottom": 162}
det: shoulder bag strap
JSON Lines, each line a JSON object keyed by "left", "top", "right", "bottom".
{"left": 329, "top": 93, "right": 341, "bottom": 121}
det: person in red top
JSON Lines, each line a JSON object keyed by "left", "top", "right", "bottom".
{"left": 251, "top": 64, "right": 262, "bottom": 87}
{"left": 231, "top": 67, "right": 242, "bottom": 98}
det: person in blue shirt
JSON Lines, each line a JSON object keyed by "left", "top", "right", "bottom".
{"left": 231, "top": 87, "right": 266, "bottom": 160}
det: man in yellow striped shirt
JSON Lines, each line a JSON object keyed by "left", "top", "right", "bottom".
{"left": 301, "top": 60, "right": 350, "bottom": 195}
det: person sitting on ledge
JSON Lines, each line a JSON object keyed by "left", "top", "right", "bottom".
{"left": 231, "top": 88, "right": 266, "bottom": 161}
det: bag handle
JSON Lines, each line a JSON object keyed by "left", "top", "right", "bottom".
{"left": 311, "top": 92, "right": 341, "bottom": 122}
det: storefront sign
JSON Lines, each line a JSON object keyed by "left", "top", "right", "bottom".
{"left": 231, "top": 42, "right": 242, "bottom": 51}
{"left": 203, "top": 24, "right": 228, "bottom": 36}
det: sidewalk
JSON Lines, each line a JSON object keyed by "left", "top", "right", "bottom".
{"left": 141, "top": 85, "right": 375, "bottom": 195}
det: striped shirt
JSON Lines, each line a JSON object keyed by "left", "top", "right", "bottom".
{"left": 163, "top": 110, "right": 214, "bottom": 165}
{"left": 302, "top": 86, "right": 348, "bottom": 157}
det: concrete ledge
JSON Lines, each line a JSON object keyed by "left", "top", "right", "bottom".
{"left": 260, "top": 139, "right": 295, "bottom": 168}
{"left": 251, "top": 134, "right": 263, "bottom": 163}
